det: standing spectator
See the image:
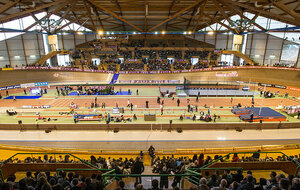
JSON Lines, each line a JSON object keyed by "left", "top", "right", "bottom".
{"left": 6, "top": 90, "right": 9, "bottom": 96}
{"left": 157, "top": 96, "right": 160, "bottom": 104}
{"left": 24, "top": 89, "right": 27, "bottom": 95}
{"left": 177, "top": 98, "right": 180, "bottom": 107}
{"left": 148, "top": 145, "right": 155, "bottom": 165}
{"left": 132, "top": 157, "right": 144, "bottom": 184}
{"left": 127, "top": 99, "right": 130, "bottom": 107}
{"left": 159, "top": 167, "right": 168, "bottom": 189}
{"left": 130, "top": 103, "right": 133, "bottom": 111}
{"left": 136, "top": 89, "right": 139, "bottom": 95}
{"left": 198, "top": 153, "right": 205, "bottom": 167}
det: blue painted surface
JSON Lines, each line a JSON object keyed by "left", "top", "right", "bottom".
{"left": 110, "top": 73, "right": 119, "bottom": 84}
{"left": 68, "top": 91, "right": 132, "bottom": 96}
{"left": 4, "top": 96, "right": 41, "bottom": 99}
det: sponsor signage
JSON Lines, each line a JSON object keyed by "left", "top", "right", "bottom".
{"left": 258, "top": 83, "right": 287, "bottom": 89}
{"left": 216, "top": 71, "right": 238, "bottom": 77}
{"left": 287, "top": 87, "right": 300, "bottom": 92}
{"left": 34, "top": 82, "right": 48, "bottom": 87}
{"left": 0, "top": 85, "right": 21, "bottom": 91}
{"left": 21, "top": 83, "right": 35, "bottom": 88}
{"left": 119, "top": 80, "right": 180, "bottom": 84}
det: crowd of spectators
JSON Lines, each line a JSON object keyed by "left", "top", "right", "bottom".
{"left": 119, "top": 51, "right": 132, "bottom": 59}
{"left": 1, "top": 151, "right": 300, "bottom": 190}
{"left": 210, "top": 53, "right": 220, "bottom": 61}
{"left": 135, "top": 50, "right": 156, "bottom": 59}
{"left": 173, "top": 61, "right": 192, "bottom": 70}
{"left": 120, "top": 62, "right": 144, "bottom": 71}
{"left": 193, "top": 62, "right": 210, "bottom": 69}
{"left": 123, "top": 40, "right": 144, "bottom": 48}
{"left": 107, "top": 64, "right": 117, "bottom": 72}
{"left": 158, "top": 51, "right": 182, "bottom": 59}
{"left": 184, "top": 51, "right": 209, "bottom": 59}
{"left": 147, "top": 60, "right": 171, "bottom": 71}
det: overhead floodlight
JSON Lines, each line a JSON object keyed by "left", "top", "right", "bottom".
{"left": 162, "top": 31, "right": 166, "bottom": 35}
{"left": 98, "top": 30, "right": 104, "bottom": 36}
{"left": 208, "top": 31, "right": 214, "bottom": 35}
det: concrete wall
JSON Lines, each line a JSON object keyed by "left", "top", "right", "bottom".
{"left": 195, "top": 33, "right": 300, "bottom": 66}
{"left": 0, "top": 33, "right": 45, "bottom": 67}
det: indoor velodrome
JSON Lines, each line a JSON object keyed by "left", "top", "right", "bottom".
{"left": 0, "top": 0, "right": 300, "bottom": 189}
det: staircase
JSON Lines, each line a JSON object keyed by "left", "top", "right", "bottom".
{"left": 222, "top": 50, "right": 257, "bottom": 65}
{"left": 33, "top": 50, "right": 69, "bottom": 66}
{"left": 110, "top": 73, "right": 120, "bottom": 84}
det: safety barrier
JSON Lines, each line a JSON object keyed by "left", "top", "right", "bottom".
{"left": 0, "top": 143, "right": 299, "bottom": 156}
{"left": 0, "top": 152, "right": 100, "bottom": 181}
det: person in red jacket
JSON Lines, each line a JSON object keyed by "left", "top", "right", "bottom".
{"left": 232, "top": 153, "right": 239, "bottom": 162}
{"left": 198, "top": 153, "right": 205, "bottom": 167}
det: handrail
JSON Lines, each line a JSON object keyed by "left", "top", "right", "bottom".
{"left": 187, "top": 167, "right": 244, "bottom": 171}
{"left": 56, "top": 168, "right": 111, "bottom": 172}
{"left": 0, "top": 168, "right": 3, "bottom": 182}
{"left": 295, "top": 166, "right": 300, "bottom": 176}
{"left": 0, "top": 152, "right": 101, "bottom": 173}
{"left": 1, "top": 143, "right": 299, "bottom": 156}
{"left": 101, "top": 173, "right": 203, "bottom": 177}
{"left": 200, "top": 151, "right": 298, "bottom": 169}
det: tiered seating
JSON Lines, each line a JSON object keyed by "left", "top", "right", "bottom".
{"left": 120, "top": 62, "right": 144, "bottom": 71}
{"left": 173, "top": 61, "right": 192, "bottom": 70}
{"left": 158, "top": 50, "right": 182, "bottom": 59}
{"left": 147, "top": 59, "right": 171, "bottom": 71}
{"left": 184, "top": 51, "right": 210, "bottom": 59}
{"left": 0, "top": 151, "right": 299, "bottom": 190}
{"left": 135, "top": 50, "right": 156, "bottom": 59}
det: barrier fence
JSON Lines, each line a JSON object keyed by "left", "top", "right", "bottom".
{"left": 1, "top": 66, "right": 299, "bottom": 74}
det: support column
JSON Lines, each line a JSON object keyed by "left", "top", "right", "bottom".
{"left": 262, "top": 34, "right": 269, "bottom": 66}
{"left": 279, "top": 37, "right": 285, "bottom": 62}
{"left": 61, "top": 35, "right": 65, "bottom": 50}
{"left": 21, "top": 35, "right": 28, "bottom": 65}
{"left": 249, "top": 34, "right": 254, "bottom": 57}
{"left": 214, "top": 34, "right": 217, "bottom": 48}
{"left": 36, "top": 34, "right": 42, "bottom": 59}
{"left": 85, "top": 34, "right": 87, "bottom": 43}
{"left": 295, "top": 47, "right": 300, "bottom": 68}
{"left": 73, "top": 34, "right": 77, "bottom": 48}
{"left": 4, "top": 39, "right": 12, "bottom": 67}
{"left": 226, "top": 34, "right": 229, "bottom": 50}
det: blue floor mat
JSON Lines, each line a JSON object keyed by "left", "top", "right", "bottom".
{"left": 68, "top": 91, "right": 132, "bottom": 96}
{"left": 4, "top": 96, "right": 42, "bottom": 99}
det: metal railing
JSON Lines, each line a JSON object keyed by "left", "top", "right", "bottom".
{"left": 0, "top": 152, "right": 101, "bottom": 181}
